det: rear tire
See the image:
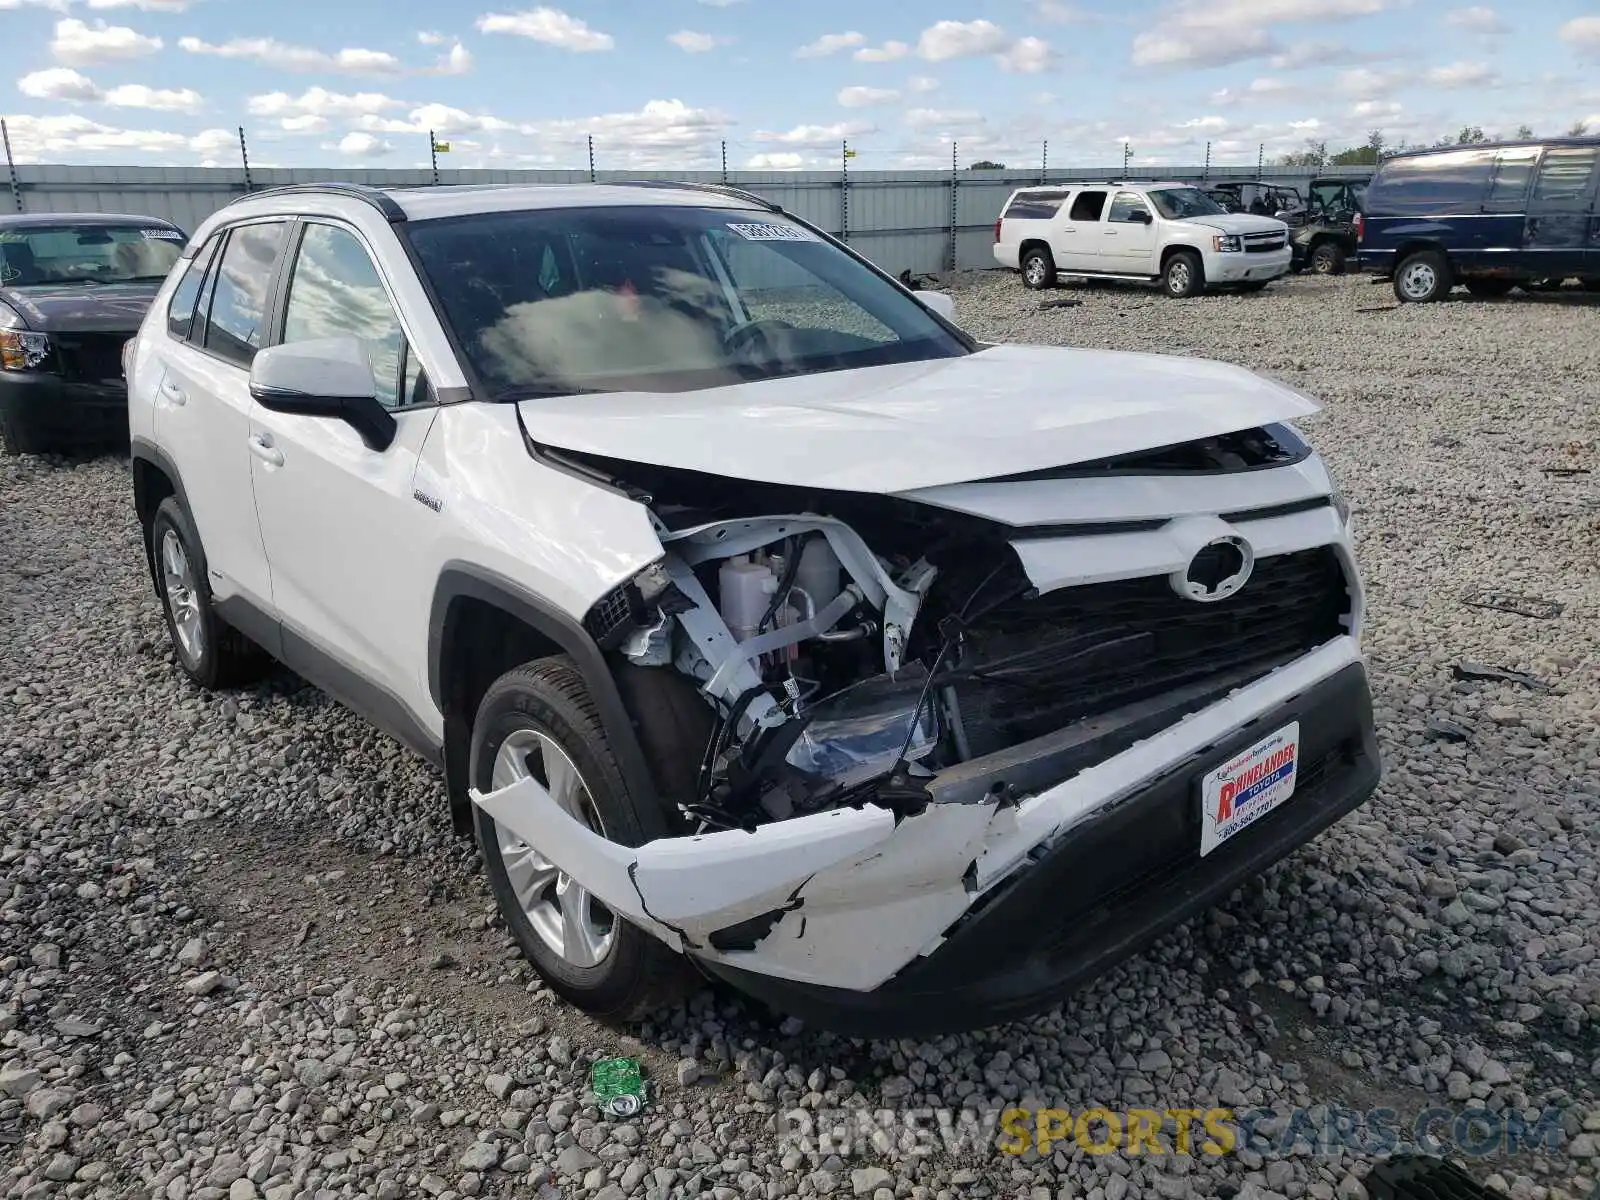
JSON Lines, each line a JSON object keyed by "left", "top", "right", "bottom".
{"left": 1309, "top": 241, "right": 1346, "bottom": 275}
{"left": 1465, "top": 278, "right": 1514, "bottom": 298}
{"left": 1163, "top": 250, "right": 1204, "bottom": 298}
{"left": 472, "top": 657, "right": 697, "bottom": 1024}
{"left": 150, "top": 497, "right": 265, "bottom": 690}
{"left": 1021, "top": 246, "right": 1056, "bottom": 290}
{"left": 1393, "top": 249, "right": 1451, "bottom": 303}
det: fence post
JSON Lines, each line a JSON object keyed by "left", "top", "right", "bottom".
{"left": 238, "top": 126, "right": 253, "bottom": 195}
{"left": 721, "top": 140, "right": 727, "bottom": 185}
{"left": 429, "top": 130, "right": 439, "bottom": 186}
{"left": 841, "top": 139, "right": 849, "bottom": 244}
{"left": 948, "top": 141, "right": 958, "bottom": 273}
{"left": 1257, "top": 143, "right": 1264, "bottom": 177}
{"left": 588, "top": 135, "right": 596, "bottom": 183}
{"left": 1040, "top": 139, "right": 1047, "bottom": 185}
{"left": 1203, "top": 140, "right": 1211, "bottom": 181}
{"left": 1121, "top": 141, "right": 1132, "bottom": 176}
{"left": 2, "top": 119, "right": 22, "bottom": 213}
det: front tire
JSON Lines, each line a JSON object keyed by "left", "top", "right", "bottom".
{"left": 0, "top": 406, "right": 44, "bottom": 457}
{"left": 1393, "top": 249, "right": 1451, "bottom": 303}
{"left": 472, "top": 657, "right": 695, "bottom": 1023}
{"left": 1309, "top": 241, "right": 1346, "bottom": 275}
{"left": 1163, "top": 250, "right": 1204, "bottom": 298}
{"left": 1021, "top": 246, "right": 1056, "bottom": 290}
{"left": 150, "top": 497, "right": 263, "bottom": 689}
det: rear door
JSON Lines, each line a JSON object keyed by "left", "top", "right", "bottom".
{"left": 1100, "top": 191, "right": 1160, "bottom": 273}
{"left": 1480, "top": 146, "right": 1539, "bottom": 258}
{"left": 1524, "top": 143, "right": 1600, "bottom": 279}
{"left": 997, "top": 189, "right": 1068, "bottom": 267}
{"left": 152, "top": 219, "right": 289, "bottom": 622}
{"left": 1052, "top": 189, "right": 1108, "bottom": 271}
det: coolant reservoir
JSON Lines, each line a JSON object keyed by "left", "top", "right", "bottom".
{"left": 795, "top": 538, "right": 842, "bottom": 610}
{"left": 719, "top": 557, "right": 775, "bottom": 643}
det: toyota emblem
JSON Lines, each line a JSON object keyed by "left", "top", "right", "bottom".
{"left": 1171, "top": 535, "right": 1254, "bottom": 603}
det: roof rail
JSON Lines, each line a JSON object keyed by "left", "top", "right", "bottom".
{"left": 228, "top": 181, "right": 407, "bottom": 222}
{"left": 606, "top": 179, "right": 783, "bottom": 213}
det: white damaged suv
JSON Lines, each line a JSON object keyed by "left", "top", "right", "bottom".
{"left": 994, "top": 181, "right": 1294, "bottom": 297}
{"left": 126, "top": 181, "right": 1378, "bottom": 1036}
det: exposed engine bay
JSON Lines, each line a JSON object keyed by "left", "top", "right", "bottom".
{"left": 554, "top": 425, "right": 1350, "bottom": 836}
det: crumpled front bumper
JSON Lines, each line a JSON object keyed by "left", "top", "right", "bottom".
{"left": 471, "top": 634, "right": 1379, "bottom": 1034}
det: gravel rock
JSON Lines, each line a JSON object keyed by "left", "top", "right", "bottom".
{"left": 0, "top": 272, "right": 1593, "bottom": 1199}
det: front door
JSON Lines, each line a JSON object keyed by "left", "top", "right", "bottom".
{"left": 1051, "top": 189, "right": 1108, "bottom": 271}
{"left": 1100, "top": 191, "right": 1160, "bottom": 273}
{"left": 246, "top": 219, "right": 441, "bottom": 726}
{"left": 1524, "top": 143, "right": 1600, "bottom": 280}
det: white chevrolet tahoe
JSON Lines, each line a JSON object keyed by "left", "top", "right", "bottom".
{"left": 126, "top": 180, "right": 1378, "bottom": 1037}
{"left": 993, "top": 181, "right": 1294, "bottom": 297}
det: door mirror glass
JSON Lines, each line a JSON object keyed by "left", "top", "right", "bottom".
{"left": 249, "top": 337, "right": 397, "bottom": 451}
{"left": 915, "top": 290, "right": 955, "bottom": 320}
{"left": 1128, "top": 208, "right": 1152, "bottom": 224}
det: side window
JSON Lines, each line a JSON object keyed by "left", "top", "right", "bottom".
{"left": 1068, "top": 190, "right": 1107, "bottom": 222}
{"left": 1003, "top": 190, "right": 1068, "bottom": 220}
{"left": 1107, "top": 192, "right": 1147, "bottom": 223}
{"left": 166, "top": 235, "right": 220, "bottom": 341}
{"left": 1485, "top": 148, "right": 1540, "bottom": 210}
{"left": 204, "top": 221, "right": 288, "bottom": 368}
{"left": 281, "top": 223, "right": 411, "bottom": 409}
{"left": 1366, "top": 149, "right": 1496, "bottom": 215}
{"left": 1531, "top": 145, "right": 1600, "bottom": 205}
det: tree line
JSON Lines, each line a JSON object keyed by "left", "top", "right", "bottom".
{"left": 1279, "top": 120, "right": 1593, "bottom": 167}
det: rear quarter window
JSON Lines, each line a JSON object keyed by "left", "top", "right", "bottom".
{"left": 1365, "top": 149, "right": 1497, "bottom": 216}
{"left": 1002, "top": 191, "right": 1069, "bottom": 220}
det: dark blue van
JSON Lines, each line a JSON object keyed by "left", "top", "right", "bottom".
{"left": 1356, "top": 137, "right": 1600, "bottom": 302}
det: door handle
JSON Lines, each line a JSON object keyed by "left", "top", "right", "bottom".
{"left": 247, "top": 434, "right": 284, "bottom": 468}
{"left": 158, "top": 380, "right": 186, "bottom": 406}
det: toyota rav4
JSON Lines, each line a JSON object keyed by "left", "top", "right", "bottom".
{"left": 127, "top": 181, "right": 1379, "bottom": 1036}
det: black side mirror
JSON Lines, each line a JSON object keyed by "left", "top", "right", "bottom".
{"left": 1129, "top": 208, "right": 1152, "bottom": 224}
{"left": 248, "top": 338, "right": 397, "bottom": 452}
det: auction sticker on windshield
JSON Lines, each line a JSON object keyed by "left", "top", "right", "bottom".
{"left": 726, "top": 222, "right": 818, "bottom": 242}
{"left": 1199, "top": 722, "right": 1299, "bottom": 858}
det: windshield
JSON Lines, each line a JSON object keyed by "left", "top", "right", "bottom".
{"left": 0, "top": 224, "right": 184, "bottom": 286}
{"left": 406, "top": 205, "right": 968, "bottom": 398}
{"left": 1147, "top": 187, "right": 1228, "bottom": 220}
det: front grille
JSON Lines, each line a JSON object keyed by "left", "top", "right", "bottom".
{"left": 946, "top": 546, "right": 1349, "bottom": 756}
{"left": 52, "top": 332, "right": 128, "bottom": 383}
{"left": 1244, "top": 232, "right": 1287, "bottom": 253}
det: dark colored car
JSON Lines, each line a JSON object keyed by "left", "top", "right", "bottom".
{"left": 1289, "top": 176, "right": 1369, "bottom": 275}
{"left": 1356, "top": 137, "right": 1600, "bottom": 302}
{"left": 0, "top": 212, "right": 187, "bottom": 455}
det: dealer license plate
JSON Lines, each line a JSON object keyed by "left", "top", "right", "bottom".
{"left": 1198, "top": 722, "right": 1299, "bottom": 858}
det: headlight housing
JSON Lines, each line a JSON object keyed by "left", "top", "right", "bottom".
{"left": 1212, "top": 234, "right": 1242, "bottom": 253}
{"left": 0, "top": 300, "right": 50, "bottom": 372}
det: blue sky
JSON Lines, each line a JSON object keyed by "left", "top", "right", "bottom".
{"left": 2, "top": 0, "right": 1598, "bottom": 170}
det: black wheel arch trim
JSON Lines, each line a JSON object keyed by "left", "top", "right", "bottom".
{"left": 428, "top": 562, "right": 663, "bottom": 835}
{"left": 130, "top": 436, "right": 198, "bottom": 601}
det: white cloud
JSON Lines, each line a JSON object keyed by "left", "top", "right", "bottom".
{"left": 854, "top": 41, "right": 909, "bottom": 62}
{"left": 86, "top": 0, "right": 189, "bottom": 9}
{"left": 18, "top": 67, "right": 102, "bottom": 102}
{"left": 907, "top": 75, "right": 939, "bottom": 93}
{"left": 754, "top": 120, "right": 875, "bottom": 146}
{"left": 249, "top": 88, "right": 403, "bottom": 122}
{"left": 1133, "top": 0, "right": 1388, "bottom": 68}
{"left": 1033, "top": 0, "right": 1090, "bottom": 20}
{"left": 837, "top": 86, "right": 899, "bottom": 108}
{"left": 475, "top": 8, "right": 615, "bottom": 51}
{"left": 1209, "top": 76, "right": 1298, "bottom": 104}
{"left": 796, "top": 31, "right": 864, "bottom": 58}
{"left": 427, "top": 42, "right": 473, "bottom": 75}
{"left": 1446, "top": 6, "right": 1506, "bottom": 34}
{"left": 1560, "top": 16, "right": 1600, "bottom": 57}
{"left": 1266, "top": 40, "right": 1383, "bottom": 68}
{"left": 332, "top": 131, "right": 393, "bottom": 157}
{"left": 178, "top": 36, "right": 407, "bottom": 74}
{"left": 999, "top": 36, "right": 1054, "bottom": 73}
{"left": 1426, "top": 60, "right": 1497, "bottom": 88}
{"left": 189, "top": 128, "right": 236, "bottom": 156}
{"left": 51, "top": 18, "right": 161, "bottom": 66}
{"left": 518, "top": 98, "right": 733, "bottom": 168}
{"left": 280, "top": 114, "right": 329, "bottom": 133}
{"left": 1350, "top": 99, "right": 1402, "bottom": 120}
{"left": 668, "top": 30, "right": 728, "bottom": 52}
{"left": 904, "top": 107, "right": 985, "bottom": 129}
{"left": 417, "top": 31, "right": 448, "bottom": 45}
{"left": 1337, "top": 66, "right": 1404, "bottom": 97}
{"left": 0, "top": 113, "right": 231, "bottom": 161}
{"left": 105, "top": 83, "right": 203, "bottom": 112}
{"left": 917, "top": 19, "right": 1009, "bottom": 61}
{"left": 746, "top": 152, "right": 805, "bottom": 169}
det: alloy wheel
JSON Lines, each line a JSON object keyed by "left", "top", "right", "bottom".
{"left": 160, "top": 529, "right": 204, "bottom": 665}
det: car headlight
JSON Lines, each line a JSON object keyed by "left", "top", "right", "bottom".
{"left": 0, "top": 329, "right": 51, "bottom": 372}
{"left": 1212, "top": 234, "right": 1242, "bottom": 253}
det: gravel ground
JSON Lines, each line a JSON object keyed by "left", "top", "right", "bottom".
{"left": 2, "top": 271, "right": 1598, "bottom": 1200}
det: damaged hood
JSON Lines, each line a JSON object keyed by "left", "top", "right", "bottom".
{"left": 517, "top": 343, "right": 1319, "bottom": 494}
